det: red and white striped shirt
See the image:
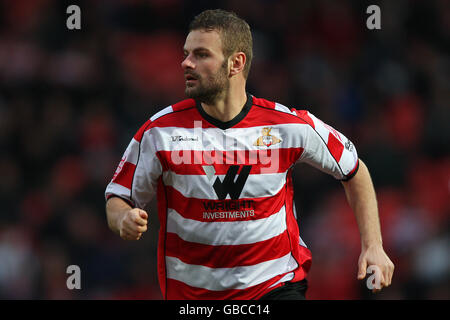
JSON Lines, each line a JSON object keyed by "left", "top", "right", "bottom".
{"left": 105, "top": 93, "right": 359, "bottom": 300}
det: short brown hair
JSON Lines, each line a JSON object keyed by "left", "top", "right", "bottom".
{"left": 189, "top": 9, "right": 253, "bottom": 79}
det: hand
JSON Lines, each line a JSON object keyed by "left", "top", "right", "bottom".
{"left": 118, "top": 208, "right": 148, "bottom": 240}
{"left": 357, "top": 244, "right": 394, "bottom": 293}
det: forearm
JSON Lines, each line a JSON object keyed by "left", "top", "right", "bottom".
{"left": 341, "top": 159, "right": 383, "bottom": 249}
{"left": 106, "top": 197, "right": 133, "bottom": 235}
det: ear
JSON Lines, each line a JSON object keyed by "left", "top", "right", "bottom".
{"left": 229, "top": 52, "right": 246, "bottom": 77}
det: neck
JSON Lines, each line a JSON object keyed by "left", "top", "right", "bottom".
{"left": 200, "top": 86, "right": 247, "bottom": 123}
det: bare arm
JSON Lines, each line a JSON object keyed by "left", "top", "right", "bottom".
{"left": 106, "top": 197, "right": 148, "bottom": 240}
{"left": 341, "top": 159, "right": 394, "bottom": 291}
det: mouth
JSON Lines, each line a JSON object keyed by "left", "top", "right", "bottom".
{"left": 185, "top": 73, "right": 198, "bottom": 82}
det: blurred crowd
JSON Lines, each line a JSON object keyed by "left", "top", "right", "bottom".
{"left": 0, "top": 0, "right": 448, "bottom": 299}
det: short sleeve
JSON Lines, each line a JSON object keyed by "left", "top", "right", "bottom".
{"left": 105, "top": 119, "right": 163, "bottom": 208}
{"left": 296, "top": 110, "right": 359, "bottom": 181}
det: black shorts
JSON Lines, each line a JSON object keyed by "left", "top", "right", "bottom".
{"left": 259, "top": 279, "right": 308, "bottom": 300}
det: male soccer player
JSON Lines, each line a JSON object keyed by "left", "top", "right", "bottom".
{"left": 105, "top": 9, "right": 394, "bottom": 300}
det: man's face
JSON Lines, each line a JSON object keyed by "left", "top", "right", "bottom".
{"left": 182, "top": 30, "right": 230, "bottom": 103}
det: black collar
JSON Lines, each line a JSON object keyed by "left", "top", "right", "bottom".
{"left": 195, "top": 93, "right": 253, "bottom": 130}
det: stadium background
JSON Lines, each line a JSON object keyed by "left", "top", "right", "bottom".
{"left": 0, "top": 0, "right": 448, "bottom": 299}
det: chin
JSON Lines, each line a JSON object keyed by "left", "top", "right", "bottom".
{"left": 185, "top": 87, "right": 203, "bottom": 99}
{"left": 185, "top": 88, "right": 196, "bottom": 99}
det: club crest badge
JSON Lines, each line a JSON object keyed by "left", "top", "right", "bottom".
{"left": 253, "top": 127, "right": 282, "bottom": 147}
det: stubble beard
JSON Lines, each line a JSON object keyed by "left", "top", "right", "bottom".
{"left": 185, "top": 60, "right": 229, "bottom": 105}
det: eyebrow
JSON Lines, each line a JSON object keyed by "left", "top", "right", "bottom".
{"left": 183, "top": 47, "right": 212, "bottom": 54}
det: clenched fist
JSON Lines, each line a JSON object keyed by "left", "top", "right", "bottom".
{"left": 118, "top": 208, "right": 148, "bottom": 240}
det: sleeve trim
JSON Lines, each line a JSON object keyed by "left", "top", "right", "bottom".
{"left": 106, "top": 194, "right": 135, "bottom": 208}
{"left": 340, "top": 159, "right": 360, "bottom": 182}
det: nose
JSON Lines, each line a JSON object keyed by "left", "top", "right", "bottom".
{"left": 181, "top": 54, "right": 195, "bottom": 70}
